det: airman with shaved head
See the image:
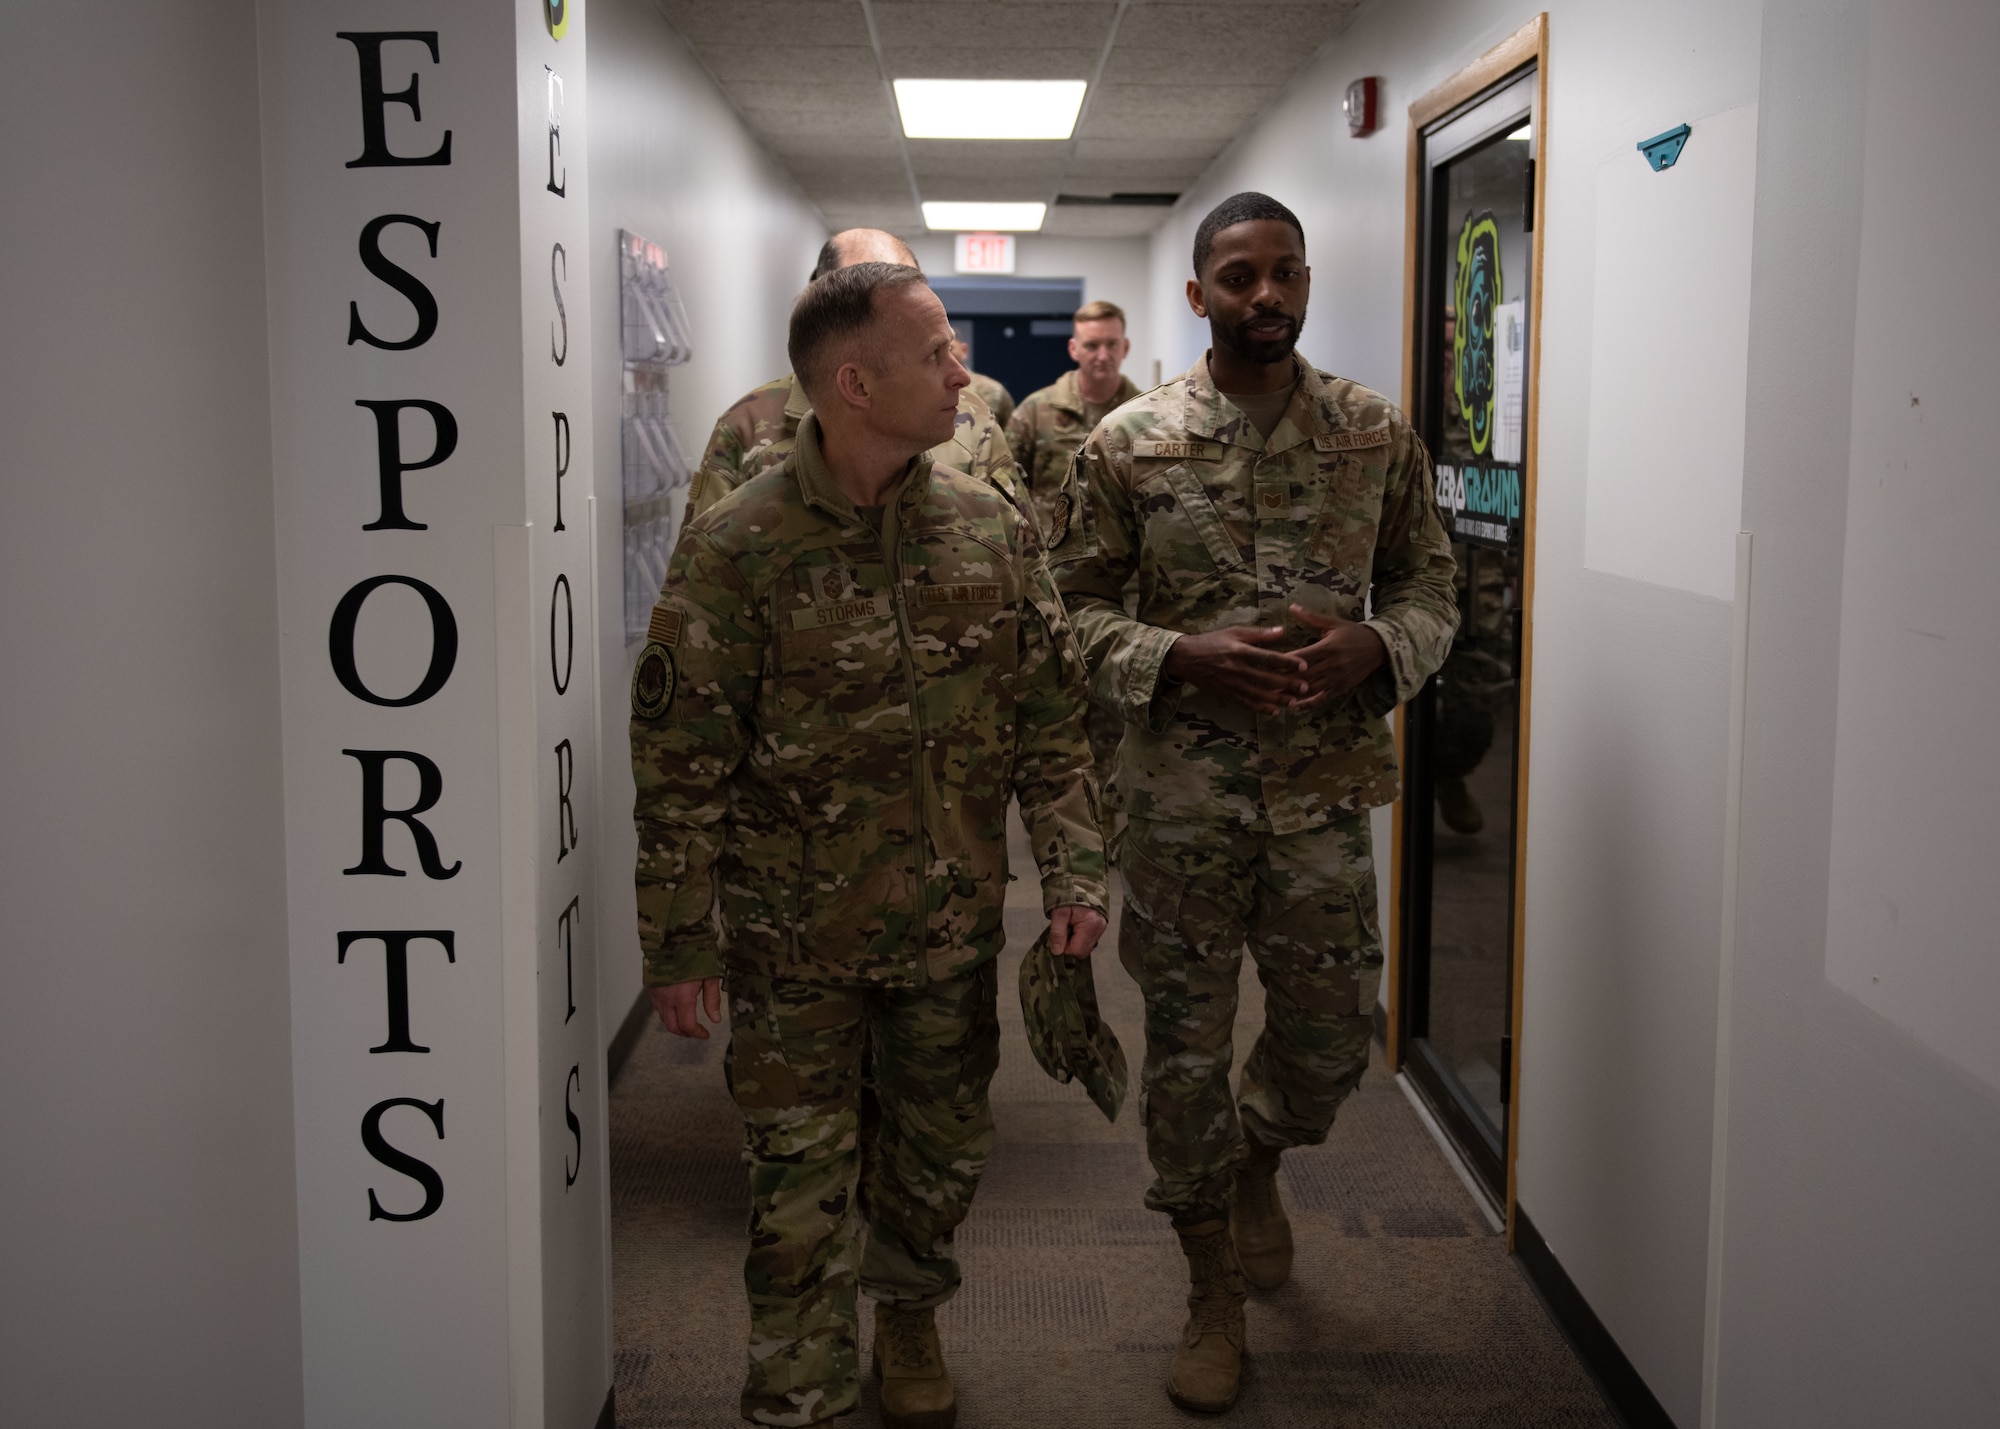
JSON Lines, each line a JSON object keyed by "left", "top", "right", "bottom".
{"left": 635, "top": 261, "right": 1106, "bottom": 1427}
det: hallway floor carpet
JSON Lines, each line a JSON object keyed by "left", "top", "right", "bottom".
{"left": 611, "top": 828, "right": 1617, "bottom": 1427}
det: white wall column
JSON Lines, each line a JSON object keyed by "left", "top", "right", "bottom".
{"left": 259, "top": 4, "right": 608, "bottom": 1425}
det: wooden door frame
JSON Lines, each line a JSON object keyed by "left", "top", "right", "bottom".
{"left": 1386, "top": 12, "right": 1548, "bottom": 1248}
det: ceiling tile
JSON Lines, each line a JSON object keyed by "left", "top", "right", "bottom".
{"left": 1100, "top": 46, "right": 1313, "bottom": 86}
{"left": 653, "top": 0, "right": 873, "bottom": 47}
{"left": 699, "top": 46, "right": 882, "bottom": 84}
{"left": 1114, "top": 3, "right": 1357, "bottom": 51}
{"left": 646, "top": 0, "right": 1367, "bottom": 229}
{"left": 723, "top": 79, "right": 891, "bottom": 115}
{"left": 1041, "top": 204, "right": 1174, "bottom": 239}
{"left": 870, "top": 2, "right": 1120, "bottom": 51}
{"left": 765, "top": 132, "right": 906, "bottom": 161}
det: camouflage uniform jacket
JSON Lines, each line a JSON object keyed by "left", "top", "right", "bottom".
{"left": 1007, "top": 368, "right": 1144, "bottom": 541}
{"left": 1052, "top": 354, "right": 1458, "bottom": 835}
{"left": 686, "top": 372, "right": 1027, "bottom": 524}
{"left": 966, "top": 369, "right": 1015, "bottom": 428}
{"left": 633, "top": 413, "right": 1107, "bottom": 989}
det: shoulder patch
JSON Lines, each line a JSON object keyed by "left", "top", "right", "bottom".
{"left": 631, "top": 642, "right": 676, "bottom": 720}
{"left": 647, "top": 605, "right": 684, "bottom": 648}
{"left": 1133, "top": 439, "right": 1223, "bottom": 461}
{"left": 1314, "top": 425, "right": 1393, "bottom": 452}
{"left": 1046, "top": 489, "right": 1071, "bottom": 547}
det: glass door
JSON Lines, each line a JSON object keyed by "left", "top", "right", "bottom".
{"left": 1400, "top": 69, "right": 1536, "bottom": 1201}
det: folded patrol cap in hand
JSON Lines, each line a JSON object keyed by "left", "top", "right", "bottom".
{"left": 1018, "top": 929, "right": 1128, "bottom": 1122}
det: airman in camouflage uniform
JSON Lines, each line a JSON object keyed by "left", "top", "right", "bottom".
{"left": 964, "top": 369, "right": 1014, "bottom": 428}
{"left": 951, "top": 338, "right": 1015, "bottom": 427}
{"left": 635, "top": 263, "right": 1105, "bottom": 1426}
{"left": 1007, "top": 367, "right": 1145, "bottom": 552}
{"left": 1008, "top": 301, "right": 1145, "bottom": 786}
{"left": 685, "top": 371, "right": 1025, "bottom": 526}
{"left": 684, "top": 229, "right": 1028, "bottom": 528}
{"left": 1051, "top": 194, "right": 1457, "bottom": 1414}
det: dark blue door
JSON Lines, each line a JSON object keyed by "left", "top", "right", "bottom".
{"left": 962, "top": 315, "right": 1074, "bottom": 409}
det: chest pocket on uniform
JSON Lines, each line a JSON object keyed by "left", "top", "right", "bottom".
{"left": 1309, "top": 449, "right": 1391, "bottom": 570}
{"left": 903, "top": 533, "right": 1017, "bottom": 688}
{"left": 1139, "top": 464, "right": 1250, "bottom": 575}
{"left": 774, "top": 553, "right": 908, "bottom": 730}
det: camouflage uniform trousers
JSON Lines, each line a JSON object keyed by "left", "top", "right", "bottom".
{"left": 724, "top": 962, "right": 1001, "bottom": 1425}
{"left": 1116, "top": 812, "right": 1382, "bottom": 1225}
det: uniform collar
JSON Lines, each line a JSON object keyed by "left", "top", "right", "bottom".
{"left": 792, "top": 412, "right": 934, "bottom": 522}
{"left": 783, "top": 372, "right": 813, "bottom": 422}
{"left": 1050, "top": 368, "right": 1141, "bottom": 419}
{"left": 1180, "top": 351, "right": 1344, "bottom": 454}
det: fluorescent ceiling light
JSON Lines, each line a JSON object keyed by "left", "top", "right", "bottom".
{"left": 894, "top": 79, "right": 1087, "bottom": 140}
{"left": 922, "top": 202, "right": 1047, "bottom": 232}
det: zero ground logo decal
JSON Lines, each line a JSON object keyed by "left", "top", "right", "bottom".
{"left": 631, "top": 641, "right": 675, "bottom": 720}
{"left": 1453, "top": 210, "right": 1503, "bottom": 457}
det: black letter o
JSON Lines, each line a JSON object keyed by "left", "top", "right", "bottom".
{"left": 329, "top": 575, "right": 459, "bottom": 706}
{"left": 550, "top": 573, "right": 573, "bottom": 695}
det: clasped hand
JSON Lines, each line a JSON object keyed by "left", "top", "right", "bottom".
{"left": 1160, "top": 604, "right": 1387, "bottom": 716}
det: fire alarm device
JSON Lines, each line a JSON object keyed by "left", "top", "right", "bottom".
{"left": 1345, "top": 77, "right": 1380, "bottom": 137}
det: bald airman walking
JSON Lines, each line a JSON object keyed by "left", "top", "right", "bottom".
{"left": 687, "top": 229, "right": 1027, "bottom": 526}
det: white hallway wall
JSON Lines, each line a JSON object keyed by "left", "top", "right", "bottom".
{"left": 1716, "top": 0, "right": 2000, "bottom": 1422}
{"left": 0, "top": 3, "right": 305, "bottom": 1426}
{"left": 1143, "top": 2, "right": 1764, "bottom": 1423}
{"left": 588, "top": 0, "right": 827, "bottom": 1035}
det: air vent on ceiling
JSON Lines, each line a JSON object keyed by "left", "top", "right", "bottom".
{"left": 1054, "top": 192, "right": 1179, "bottom": 207}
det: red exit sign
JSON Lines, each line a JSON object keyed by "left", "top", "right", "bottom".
{"left": 954, "top": 231, "right": 1016, "bottom": 274}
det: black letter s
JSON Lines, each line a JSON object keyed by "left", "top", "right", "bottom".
{"left": 564, "top": 1065, "right": 582, "bottom": 1189}
{"left": 550, "top": 243, "right": 568, "bottom": 366}
{"left": 349, "top": 215, "right": 441, "bottom": 350}
{"left": 363, "top": 1097, "right": 446, "bottom": 1222}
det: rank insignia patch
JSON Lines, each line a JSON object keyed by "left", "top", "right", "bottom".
{"left": 631, "top": 641, "right": 675, "bottom": 720}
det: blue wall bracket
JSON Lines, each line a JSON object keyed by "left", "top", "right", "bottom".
{"left": 1637, "top": 123, "right": 1692, "bottom": 171}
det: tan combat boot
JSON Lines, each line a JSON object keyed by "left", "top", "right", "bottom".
{"left": 872, "top": 1301, "right": 957, "bottom": 1429}
{"left": 1231, "top": 1137, "right": 1294, "bottom": 1291}
{"left": 1167, "top": 1220, "right": 1247, "bottom": 1414}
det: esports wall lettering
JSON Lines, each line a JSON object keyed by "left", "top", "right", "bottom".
{"left": 333, "top": 29, "right": 463, "bottom": 1225}
{"left": 273, "top": 7, "right": 610, "bottom": 1416}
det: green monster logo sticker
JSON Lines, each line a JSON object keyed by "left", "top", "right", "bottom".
{"left": 544, "top": 0, "right": 569, "bottom": 40}
{"left": 1452, "top": 210, "right": 1503, "bottom": 456}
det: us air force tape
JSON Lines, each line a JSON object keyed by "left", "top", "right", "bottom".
{"left": 631, "top": 641, "right": 676, "bottom": 719}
